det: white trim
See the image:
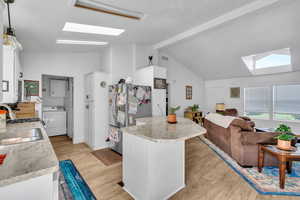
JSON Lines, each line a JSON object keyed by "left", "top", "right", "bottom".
{"left": 0, "top": 0, "right": 5, "bottom": 10}
{"left": 123, "top": 184, "right": 186, "bottom": 200}
{"left": 153, "top": 0, "right": 280, "bottom": 49}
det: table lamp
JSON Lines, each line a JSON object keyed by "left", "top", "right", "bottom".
{"left": 216, "top": 103, "right": 225, "bottom": 112}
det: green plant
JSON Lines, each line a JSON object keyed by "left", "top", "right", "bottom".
{"left": 275, "top": 124, "right": 292, "bottom": 133}
{"left": 169, "top": 106, "right": 181, "bottom": 115}
{"left": 274, "top": 124, "right": 295, "bottom": 141}
{"left": 191, "top": 104, "right": 199, "bottom": 112}
{"left": 275, "top": 134, "right": 296, "bottom": 141}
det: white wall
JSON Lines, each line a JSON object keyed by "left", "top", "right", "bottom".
{"left": 134, "top": 45, "right": 158, "bottom": 70}
{"left": 205, "top": 71, "right": 300, "bottom": 133}
{"left": 42, "top": 76, "right": 65, "bottom": 107}
{"left": 102, "top": 44, "right": 135, "bottom": 84}
{"left": 102, "top": 44, "right": 160, "bottom": 84}
{"left": 158, "top": 53, "right": 205, "bottom": 117}
{"left": 21, "top": 51, "right": 102, "bottom": 143}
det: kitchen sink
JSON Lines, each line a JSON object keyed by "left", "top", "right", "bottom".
{"left": 0, "top": 128, "right": 43, "bottom": 145}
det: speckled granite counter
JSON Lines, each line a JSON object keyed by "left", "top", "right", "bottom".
{"left": 122, "top": 117, "right": 207, "bottom": 199}
{"left": 121, "top": 116, "right": 206, "bottom": 142}
{"left": 0, "top": 122, "right": 59, "bottom": 187}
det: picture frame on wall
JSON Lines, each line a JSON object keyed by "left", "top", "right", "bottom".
{"left": 154, "top": 78, "right": 167, "bottom": 89}
{"left": 24, "top": 80, "right": 40, "bottom": 96}
{"left": 2, "top": 80, "right": 9, "bottom": 92}
{"left": 186, "top": 85, "right": 192, "bottom": 100}
{"left": 230, "top": 87, "right": 240, "bottom": 98}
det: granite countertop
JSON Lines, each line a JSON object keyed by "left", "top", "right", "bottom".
{"left": 121, "top": 117, "right": 207, "bottom": 142}
{"left": 0, "top": 122, "right": 59, "bottom": 187}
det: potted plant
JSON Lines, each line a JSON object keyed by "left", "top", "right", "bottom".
{"left": 275, "top": 124, "right": 296, "bottom": 150}
{"left": 191, "top": 104, "right": 199, "bottom": 112}
{"left": 168, "top": 106, "right": 180, "bottom": 123}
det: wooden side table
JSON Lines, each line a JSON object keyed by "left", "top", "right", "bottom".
{"left": 184, "top": 111, "right": 203, "bottom": 125}
{"left": 258, "top": 144, "right": 300, "bottom": 189}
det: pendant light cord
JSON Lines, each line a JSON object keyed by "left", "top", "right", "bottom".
{"left": 7, "top": 2, "right": 12, "bottom": 29}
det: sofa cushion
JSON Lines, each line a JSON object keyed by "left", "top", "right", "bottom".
{"left": 231, "top": 119, "right": 254, "bottom": 131}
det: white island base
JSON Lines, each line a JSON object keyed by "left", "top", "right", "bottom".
{"left": 123, "top": 133, "right": 185, "bottom": 200}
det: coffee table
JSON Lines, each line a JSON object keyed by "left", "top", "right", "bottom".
{"left": 258, "top": 144, "right": 300, "bottom": 189}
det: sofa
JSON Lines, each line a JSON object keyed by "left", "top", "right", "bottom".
{"left": 204, "top": 116, "right": 280, "bottom": 167}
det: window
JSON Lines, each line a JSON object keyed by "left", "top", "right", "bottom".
{"left": 256, "top": 54, "right": 291, "bottom": 69}
{"left": 244, "top": 84, "right": 300, "bottom": 122}
{"left": 273, "top": 84, "right": 300, "bottom": 121}
{"left": 242, "top": 48, "right": 292, "bottom": 75}
{"left": 244, "top": 87, "right": 271, "bottom": 120}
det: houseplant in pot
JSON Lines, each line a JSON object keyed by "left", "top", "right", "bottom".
{"left": 275, "top": 124, "right": 296, "bottom": 150}
{"left": 191, "top": 104, "right": 199, "bottom": 112}
{"left": 168, "top": 106, "right": 180, "bottom": 123}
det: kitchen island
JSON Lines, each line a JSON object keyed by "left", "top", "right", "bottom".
{"left": 122, "top": 117, "right": 206, "bottom": 200}
{"left": 0, "top": 121, "right": 59, "bottom": 200}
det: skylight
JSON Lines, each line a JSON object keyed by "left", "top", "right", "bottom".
{"left": 62, "top": 22, "right": 125, "bottom": 36}
{"left": 256, "top": 54, "right": 291, "bottom": 69}
{"left": 56, "top": 39, "right": 108, "bottom": 45}
{"left": 242, "top": 48, "right": 292, "bottom": 76}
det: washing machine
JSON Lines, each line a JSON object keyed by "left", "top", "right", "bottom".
{"left": 43, "top": 107, "right": 67, "bottom": 136}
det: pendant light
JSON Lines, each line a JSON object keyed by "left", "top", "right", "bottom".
{"left": 3, "top": 0, "right": 22, "bottom": 49}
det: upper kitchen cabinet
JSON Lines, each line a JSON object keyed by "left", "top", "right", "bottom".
{"left": 50, "top": 79, "right": 66, "bottom": 97}
{"left": 0, "top": 1, "right": 5, "bottom": 102}
{"left": 2, "top": 43, "right": 23, "bottom": 103}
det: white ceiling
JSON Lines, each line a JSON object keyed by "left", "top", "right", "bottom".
{"left": 161, "top": 0, "right": 300, "bottom": 80}
{"left": 3, "top": 0, "right": 255, "bottom": 52}
{"left": 4, "top": 0, "right": 298, "bottom": 80}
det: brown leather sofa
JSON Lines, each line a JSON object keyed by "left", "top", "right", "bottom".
{"left": 204, "top": 117, "right": 280, "bottom": 167}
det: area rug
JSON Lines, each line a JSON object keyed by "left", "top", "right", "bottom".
{"left": 91, "top": 148, "right": 122, "bottom": 166}
{"left": 199, "top": 136, "right": 300, "bottom": 196}
{"left": 59, "top": 160, "right": 97, "bottom": 200}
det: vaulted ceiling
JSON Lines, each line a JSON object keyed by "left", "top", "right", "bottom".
{"left": 160, "top": 0, "right": 300, "bottom": 80}
{"left": 3, "top": 0, "right": 299, "bottom": 80}
{"left": 4, "top": 0, "right": 254, "bottom": 52}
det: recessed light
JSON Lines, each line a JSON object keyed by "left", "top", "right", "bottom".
{"left": 62, "top": 22, "right": 125, "bottom": 36}
{"left": 56, "top": 39, "right": 108, "bottom": 45}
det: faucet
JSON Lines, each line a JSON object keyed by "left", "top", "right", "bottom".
{"left": 0, "top": 104, "right": 16, "bottom": 120}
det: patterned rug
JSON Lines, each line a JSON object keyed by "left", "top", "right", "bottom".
{"left": 59, "top": 160, "right": 96, "bottom": 200}
{"left": 199, "top": 136, "right": 300, "bottom": 196}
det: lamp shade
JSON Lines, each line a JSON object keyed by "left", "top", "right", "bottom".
{"left": 216, "top": 103, "right": 225, "bottom": 111}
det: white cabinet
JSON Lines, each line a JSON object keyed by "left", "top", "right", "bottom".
{"left": 50, "top": 79, "right": 66, "bottom": 97}
{"left": 84, "top": 72, "right": 109, "bottom": 150}
{"left": 43, "top": 111, "right": 67, "bottom": 136}
{"left": 134, "top": 65, "right": 167, "bottom": 116}
{"left": 2, "top": 45, "right": 22, "bottom": 103}
{"left": 0, "top": 1, "right": 5, "bottom": 102}
{"left": 0, "top": 172, "right": 58, "bottom": 200}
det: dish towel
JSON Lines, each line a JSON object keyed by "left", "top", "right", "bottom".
{"left": 108, "top": 127, "right": 120, "bottom": 143}
{"left": 205, "top": 113, "right": 237, "bottom": 128}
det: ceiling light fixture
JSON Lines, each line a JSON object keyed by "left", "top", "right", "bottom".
{"left": 70, "top": 0, "right": 144, "bottom": 20}
{"left": 63, "top": 22, "right": 125, "bottom": 36}
{"left": 56, "top": 39, "right": 108, "bottom": 45}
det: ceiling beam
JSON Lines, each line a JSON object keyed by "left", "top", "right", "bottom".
{"left": 153, "top": 0, "right": 280, "bottom": 50}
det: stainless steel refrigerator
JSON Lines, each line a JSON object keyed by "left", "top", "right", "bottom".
{"left": 108, "top": 83, "right": 152, "bottom": 154}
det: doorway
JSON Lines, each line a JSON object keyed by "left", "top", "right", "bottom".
{"left": 166, "top": 83, "right": 169, "bottom": 116}
{"left": 41, "top": 75, "right": 74, "bottom": 139}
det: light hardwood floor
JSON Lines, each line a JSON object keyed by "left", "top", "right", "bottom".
{"left": 50, "top": 136, "right": 300, "bottom": 200}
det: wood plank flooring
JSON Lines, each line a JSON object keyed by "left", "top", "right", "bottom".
{"left": 50, "top": 136, "right": 300, "bottom": 200}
